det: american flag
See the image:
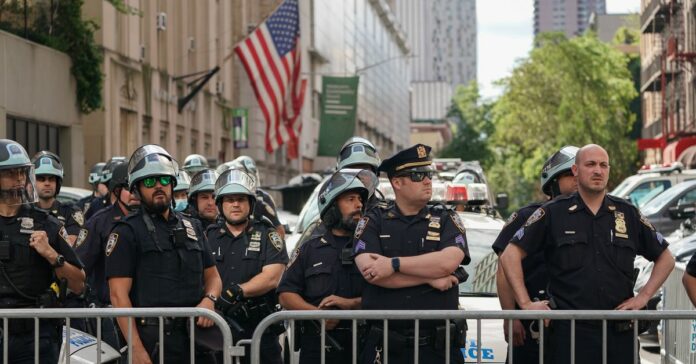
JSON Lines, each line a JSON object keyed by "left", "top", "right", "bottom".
{"left": 234, "top": 0, "right": 307, "bottom": 155}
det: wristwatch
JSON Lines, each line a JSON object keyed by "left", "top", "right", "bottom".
{"left": 204, "top": 293, "right": 218, "bottom": 303}
{"left": 52, "top": 254, "right": 65, "bottom": 268}
{"left": 391, "top": 257, "right": 400, "bottom": 273}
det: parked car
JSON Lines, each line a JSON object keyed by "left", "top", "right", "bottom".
{"left": 610, "top": 163, "right": 696, "bottom": 208}
{"left": 57, "top": 186, "right": 92, "bottom": 206}
{"left": 640, "top": 179, "right": 696, "bottom": 236}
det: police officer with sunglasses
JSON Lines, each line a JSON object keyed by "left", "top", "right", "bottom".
{"left": 106, "top": 145, "right": 222, "bottom": 364}
{"left": 354, "top": 144, "right": 470, "bottom": 364}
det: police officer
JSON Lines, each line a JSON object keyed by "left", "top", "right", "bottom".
{"left": 75, "top": 161, "right": 106, "bottom": 213}
{"left": 75, "top": 161, "right": 139, "bottom": 349}
{"left": 217, "top": 158, "right": 285, "bottom": 236}
{"left": 0, "top": 139, "right": 85, "bottom": 363}
{"left": 500, "top": 144, "right": 675, "bottom": 364}
{"left": 188, "top": 168, "right": 219, "bottom": 228}
{"left": 278, "top": 168, "right": 376, "bottom": 364}
{"left": 298, "top": 137, "right": 383, "bottom": 247}
{"left": 683, "top": 252, "right": 696, "bottom": 306}
{"left": 183, "top": 154, "right": 210, "bottom": 175}
{"left": 354, "top": 144, "right": 470, "bottom": 364}
{"left": 208, "top": 168, "right": 288, "bottom": 364}
{"left": 492, "top": 146, "right": 578, "bottom": 364}
{"left": 173, "top": 169, "right": 191, "bottom": 213}
{"left": 106, "top": 145, "right": 222, "bottom": 364}
{"left": 84, "top": 156, "right": 127, "bottom": 220}
{"left": 32, "top": 151, "right": 85, "bottom": 246}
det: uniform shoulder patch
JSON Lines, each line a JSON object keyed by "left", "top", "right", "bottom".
{"left": 105, "top": 233, "right": 119, "bottom": 256}
{"left": 72, "top": 210, "right": 85, "bottom": 226}
{"left": 448, "top": 211, "right": 466, "bottom": 234}
{"left": 74, "top": 228, "right": 88, "bottom": 248}
{"left": 354, "top": 217, "right": 369, "bottom": 239}
{"left": 524, "top": 208, "right": 545, "bottom": 227}
{"left": 503, "top": 212, "right": 518, "bottom": 228}
{"left": 268, "top": 231, "right": 284, "bottom": 252}
{"left": 264, "top": 202, "right": 277, "bottom": 217}
{"left": 640, "top": 213, "right": 655, "bottom": 231}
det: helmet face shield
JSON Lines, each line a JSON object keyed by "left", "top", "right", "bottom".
{"left": 541, "top": 145, "right": 579, "bottom": 196}
{"left": 32, "top": 152, "right": 64, "bottom": 179}
{"left": 127, "top": 145, "right": 179, "bottom": 190}
{"left": 317, "top": 168, "right": 376, "bottom": 217}
{"left": 214, "top": 169, "right": 256, "bottom": 200}
{"left": 336, "top": 137, "right": 381, "bottom": 170}
{"left": 174, "top": 170, "right": 192, "bottom": 192}
{"left": 0, "top": 166, "right": 38, "bottom": 206}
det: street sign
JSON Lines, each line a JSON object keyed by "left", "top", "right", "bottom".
{"left": 232, "top": 108, "right": 249, "bottom": 149}
{"left": 318, "top": 76, "right": 359, "bottom": 156}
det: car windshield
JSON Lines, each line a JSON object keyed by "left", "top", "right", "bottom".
{"left": 641, "top": 181, "right": 696, "bottom": 215}
{"left": 458, "top": 226, "right": 501, "bottom": 296}
{"left": 293, "top": 178, "right": 326, "bottom": 234}
{"left": 610, "top": 175, "right": 639, "bottom": 197}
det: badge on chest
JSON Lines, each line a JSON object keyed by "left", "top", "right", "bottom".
{"left": 19, "top": 217, "right": 34, "bottom": 234}
{"left": 248, "top": 231, "right": 262, "bottom": 252}
{"left": 614, "top": 211, "right": 628, "bottom": 239}
{"left": 181, "top": 219, "right": 198, "bottom": 241}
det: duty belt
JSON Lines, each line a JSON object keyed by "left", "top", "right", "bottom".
{"left": 136, "top": 317, "right": 188, "bottom": 328}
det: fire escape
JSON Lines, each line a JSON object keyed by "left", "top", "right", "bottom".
{"left": 639, "top": 0, "right": 696, "bottom": 163}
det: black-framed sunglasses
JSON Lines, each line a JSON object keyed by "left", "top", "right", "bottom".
{"left": 142, "top": 175, "right": 172, "bottom": 188}
{"left": 396, "top": 171, "right": 433, "bottom": 182}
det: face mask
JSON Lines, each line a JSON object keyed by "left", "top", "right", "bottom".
{"left": 174, "top": 199, "right": 188, "bottom": 212}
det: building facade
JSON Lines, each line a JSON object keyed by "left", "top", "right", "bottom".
{"left": 638, "top": 0, "right": 696, "bottom": 166}
{"left": 534, "top": 0, "right": 606, "bottom": 37}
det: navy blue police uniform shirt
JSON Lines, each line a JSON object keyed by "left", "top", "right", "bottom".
{"left": 255, "top": 189, "right": 282, "bottom": 228}
{"left": 75, "top": 204, "right": 126, "bottom": 304}
{"left": 206, "top": 219, "right": 288, "bottom": 288}
{"left": 104, "top": 209, "right": 215, "bottom": 307}
{"left": 43, "top": 200, "right": 85, "bottom": 236}
{"left": 278, "top": 231, "right": 363, "bottom": 307}
{"left": 353, "top": 202, "right": 470, "bottom": 311}
{"left": 510, "top": 192, "right": 668, "bottom": 310}
{"left": 687, "top": 252, "right": 696, "bottom": 277}
{"left": 492, "top": 202, "right": 548, "bottom": 301}
{"left": 0, "top": 206, "right": 83, "bottom": 306}
{"left": 84, "top": 196, "right": 108, "bottom": 221}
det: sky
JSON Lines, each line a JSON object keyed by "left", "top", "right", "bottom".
{"left": 477, "top": 0, "right": 641, "bottom": 99}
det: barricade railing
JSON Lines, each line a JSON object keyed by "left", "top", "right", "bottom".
{"left": 251, "top": 309, "right": 696, "bottom": 364}
{"left": 0, "top": 307, "right": 236, "bottom": 364}
{"left": 660, "top": 262, "right": 694, "bottom": 364}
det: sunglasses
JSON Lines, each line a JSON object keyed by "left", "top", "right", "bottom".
{"left": 142, "top": 175, "right": 173, "bottom": 188}
{"left": 396, "top": 171, "right": 433, "bottom": 182}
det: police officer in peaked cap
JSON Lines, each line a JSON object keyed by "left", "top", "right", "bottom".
{"left": 278, "top": 168, "right": 376, "bottom": 364}
{"left": 0, "top": 139, "right": 85, "bottom": 363}
{"left": 32, "top": 151, "right": 85, "bottom": 246}
{"left": 492, "top": 145, "right": 578, "bottom": 364}
{"left": 106, "top": 144, "right": 222, "bottom": 364}
{"left": 354, "top": 143, "right": 470, "bottom": 364}
{"left": 207, "top": 168, "right": 288, "bottom": 364}
{"left": 500, "top": 144, "right": 675, "bottom": 364}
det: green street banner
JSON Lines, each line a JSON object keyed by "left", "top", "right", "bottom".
{"left": 231, "top": 108, "right": 249, "bottom": 149}
{"left": 318, "top": 76, "right": 359, "bottom": 156}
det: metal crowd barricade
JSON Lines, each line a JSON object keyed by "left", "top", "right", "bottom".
{"left": 251, "top": 309, "right": 696, "bottom": 364}
{"left": 0, "top": 307, "right": 237, "bottom": 364}
{"left": 660, "top": 262, "right": 695, "bottom": 364}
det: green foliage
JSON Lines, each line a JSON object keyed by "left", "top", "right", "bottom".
{"left": 613, "top": 26, "right": 640, "bottom": 46}
{"left": 105, "top": 0, "right": 142, "bottom": 16}
{"left": 0, "top": 0, "right": 103, "bottom": 113}
{"left": 489, "top": 32, "right": 639, "bottom": 211}
{"left": 438, "top": 82, "right": 494, "bottom": 168}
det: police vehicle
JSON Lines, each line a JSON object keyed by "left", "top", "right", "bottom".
{"left": 610, "top": 162, "right": 696, "bottom": 208}
{"left": 58, "top": 326, "right": 121, "bottom": 363}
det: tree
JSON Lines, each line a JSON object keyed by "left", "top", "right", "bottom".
{"left": 438, "top": 82, "right": 494, "bottom": 167}
{"left": 489, "top": 32, "right": 639, "bottom": 211}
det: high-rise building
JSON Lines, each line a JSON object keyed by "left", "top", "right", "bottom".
{"left": 534, "top": 0, "right": 607, "bottom": 37}
{"left": 395, "top": 0, "right": 476, "bottom": 86}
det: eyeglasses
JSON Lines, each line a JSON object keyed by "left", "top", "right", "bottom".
{"left": 142, "top": 176, "right": 173, "bottom": 188}
{"left": 396, "top": 171, "right": 433, "bottom": 182}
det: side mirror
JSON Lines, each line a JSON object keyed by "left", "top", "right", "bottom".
{"left": 283, "top": 224, "right": 292, "bottom": 234}
{"left": 681, "top": 206, "right": 696, "bottom": 219}
{"left": 496, "top": 193, "right": 509, "bottom": 211}
{"left": 668, "top": 206, "right": 681, "bottom": 219}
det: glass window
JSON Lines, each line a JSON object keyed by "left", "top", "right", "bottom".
{"left": 678, "top": 189, "right": 696, "bottom": 206}
{"left": 628, "top": 180, "right": 671, "bottom": 207}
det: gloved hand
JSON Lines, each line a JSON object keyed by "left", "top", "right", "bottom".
{"left": 216, "top": 283, "right": 245, "bottom": 313}
{"left": 452, "top": 266, "right": 469, "bottom": 283}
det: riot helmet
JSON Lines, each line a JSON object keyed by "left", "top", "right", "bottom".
{"left": 127, "top": 145, "right": 179, "bottom": 191}
{"left": 233, "top": 156, "right": 260, "bottom": 184}
{"left": 183, "top": 154, "right": 209, "bottom": 175}
{"left": 317, "top": 168, "right": 376, "bottom": 218}
{"left": 32, "top": 151, "right": 64, "bottom": 195}
{"left": 214, "top": 169, "right": 257, "bottom": 219}
{"left": 101, "top": 156, "right": 127, "bottom": 184}
{"left": 108, "top": 161, "right": 129, "bottom": 192}
{"left": 0, "top": 139, "right": 38, "bottom": 205}
{"left": 541, "top": 145, "right": 579, "bottom": 197}
{"left": 88, "top": 162, "right": 106, "bottom": 186}
{"left": 337, "top": 137, "right": 381, "bottom": 172}
{"left": 188, "top": 169, "right": 218, "bottom": 205}
{"left": 173, "top": 169, "right": 191, "bottom": 212}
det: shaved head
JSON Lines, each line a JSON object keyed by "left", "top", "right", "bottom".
{"left": 572, "top": 144, "right": 610, "bottom": 194}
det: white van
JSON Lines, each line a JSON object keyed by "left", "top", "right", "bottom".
{"left": 610, "top": 163, "right": 696, "bottom": 207}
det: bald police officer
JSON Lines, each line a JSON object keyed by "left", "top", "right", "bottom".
{"left": 500, "top": 144, "right": 675, "bottom": 364}
{"left": 354, "top": 144, "right": 470, "bottom": 364}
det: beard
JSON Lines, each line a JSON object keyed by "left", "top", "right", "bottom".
{"left": 143, "top": 193, "right": 170, "bottom": 214}
{"left": 337, "top": 210, "right": 361, "bottom": 232}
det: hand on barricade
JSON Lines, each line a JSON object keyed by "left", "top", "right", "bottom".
{"left": 196, "top": 297, "right": 215, "bottom": 327}
{"left": 520, "top": 300, "right": 551, "bottom": 327}
{"left": 318, "top": 295, "right": 355, "bottom": 310}
{"left": 615, "top": 294, "right": 649, "bottom": 311}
